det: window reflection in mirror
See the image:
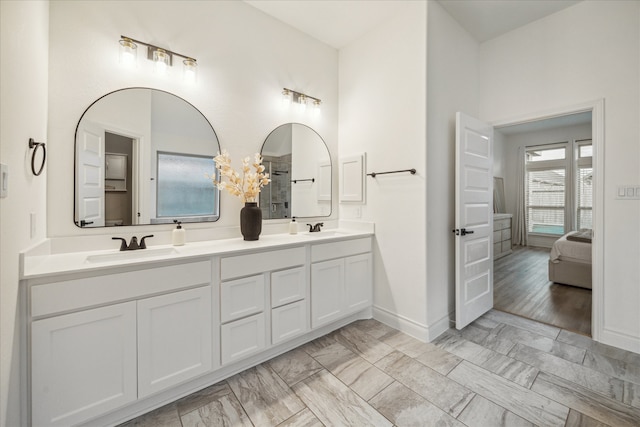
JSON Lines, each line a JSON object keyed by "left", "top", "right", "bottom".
{"left": 74, "top": 88, "right": 220, "bottom": 228}
{"left": 260, "top": 123, "right": 332, "bottom": 219}
{"left": 153, "top": 152, "right": 219, "bottom": 223}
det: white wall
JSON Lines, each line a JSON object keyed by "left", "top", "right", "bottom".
{"left": 339, "top": 2, "right": 429, "bottom": 337}
{"left": 47, "top": 0, "right": 338, "bottom": 245}
{"left": 0, "top": 2, "right": 49, "bottom": 425}
{"left": 479, "top": 0, "right": 640, "bottom": 352}
{"left": 425, "top": 1, "right": 480, "bottom": 334}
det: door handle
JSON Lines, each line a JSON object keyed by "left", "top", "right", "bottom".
{"left": 80, "top": 219, "right": 94, "bottom": 227}
{"left": 452, "top": 228, "right": 474, "bottom": 236}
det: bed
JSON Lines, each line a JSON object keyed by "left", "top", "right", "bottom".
{"left": 548, "top": 229, "right": 592, "bottom": 289}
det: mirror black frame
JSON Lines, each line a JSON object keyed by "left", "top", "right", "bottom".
{"left": 259, "top": 122, "right": 332, "bottom": 219}
{"left": 74, "top": 87, "right": 221, "bottom": 228}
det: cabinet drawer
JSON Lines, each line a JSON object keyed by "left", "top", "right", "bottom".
{"left": 31, "top": 260, "right": 212, "bottom": 318}
{"left": 311, "top": 238, "right": 371, "bottom": 263}
{"left": 221, "top": 247, "right": 305, "bottom": 281}
{"left": 221, "top": 313, "right": 266, "bottom": 365}
{"left": 271, "top": 267, "right": 306, "bottom": 308}
{"left": 501, "top": 240, "right": 512, "bottom": 253}
{"left": 494, "top": 218, "right": 510, "bottom": 230}
{"left": 501, "top": 228, "right": 511, "bottom": 241}
{"left": 272, "top": 300, "right": 307, "bottom": 345}
{"left": 493, "top": 230, "right": 501, "bottom": 243}
{"left": 221, "top": 275, "right": 265, "bottom": 323}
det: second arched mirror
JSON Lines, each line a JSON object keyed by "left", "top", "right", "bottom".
{"left": 260, "top": 123, "right": 331, "bottom": 219}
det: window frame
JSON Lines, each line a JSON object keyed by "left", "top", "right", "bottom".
{"left": 525, "top": 142, "right": 570, "bottom": 237}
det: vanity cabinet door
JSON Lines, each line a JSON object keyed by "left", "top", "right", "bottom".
{"left": 31, "top": 302, "right": 137, "bottom": 427}
{"left": 311, "top": 258, "right": 345, "bottom": 328}
{"left": 137, "top": 286, "right": 212, "bottom": 398}
{"left": 345, "top": 253, "right": 372, "bottom": 313}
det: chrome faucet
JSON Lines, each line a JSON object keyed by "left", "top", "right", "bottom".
{"left": 112, "top": 235, "right": 154, "bottom": 251}
{"left": 307, "top": 222, "right": 324, "bottom": 232}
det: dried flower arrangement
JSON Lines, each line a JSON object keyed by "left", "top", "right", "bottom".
{"left": 212, "top": 150, "right": 271, "bottom": 203}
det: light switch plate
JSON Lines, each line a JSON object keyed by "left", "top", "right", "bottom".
{"left": 616, "top": 185, "right": 640, "bottom": 200}
{"left": 0, "top": 163, "right": 8, "bottom": 198}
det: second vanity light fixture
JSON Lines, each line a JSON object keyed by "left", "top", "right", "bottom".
{"left": 282, "top": 88, "right": 321, "bottom": 115}
{"left": 119, "top": 35, "right": 198, "bottom": 82}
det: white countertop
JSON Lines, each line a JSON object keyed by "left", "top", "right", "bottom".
{"left": 21, "top": 228, "right": 374, "bottom": 280}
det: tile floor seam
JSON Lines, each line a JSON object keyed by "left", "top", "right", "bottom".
{"left": 225, "top": 379, "right": 257, "bottom": 427}
{"left": 364, "top": 378, "right": 396, "bottom": 404}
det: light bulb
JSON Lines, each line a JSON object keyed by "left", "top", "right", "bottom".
{"left": 183, "top": 58, "right": 197, "bottom": 83}
{"left": 153, "top": 48, "right": 171, "bottom": 75}
{"left": 282, "top": 89, "right": 292, "bottom": 108}
{"left": 119, "top": 38, "right": 137, "bottom": 67}
{"left": 313, "top": 99, "right": 321, "bottom": 116}
{"left": 297, "top": 94, "right": 307, "bottom": 112}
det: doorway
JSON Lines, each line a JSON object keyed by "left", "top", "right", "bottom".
{"left": 492, "top": 107, "right": 599, "bottom": 337}
{"left": 105, "top": 132, "right": 135, "bottom": 226}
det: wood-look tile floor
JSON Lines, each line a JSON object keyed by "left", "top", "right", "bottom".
{"left": 121, "top": 310, "right": 640, "bottom": 427}
{"left": 494, "top": 246, "right": 592, "bottom": 336}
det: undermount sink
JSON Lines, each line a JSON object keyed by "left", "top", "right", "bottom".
{"left": 85, "top": 247, "right": 178, "bottom": 263}
{"left": 301, "top": 231, "right": 348, "bottom": 238}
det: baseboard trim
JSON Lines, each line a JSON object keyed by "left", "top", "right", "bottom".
{"left": 600, "top": 327, "right": 640, "bottom": 354}
{"left": 372, "top": 306, "right": 451, "bottom": 342}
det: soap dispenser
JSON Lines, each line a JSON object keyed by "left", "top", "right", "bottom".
{"left": 172, "top": 220, "right": 185, "bottom": 246}
{"left": 289, "top": 217, "right": 298, "bottom": 235}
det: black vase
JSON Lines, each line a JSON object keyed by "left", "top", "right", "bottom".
{"left": 240, "top": 202, "right": 262, "bottom": 241}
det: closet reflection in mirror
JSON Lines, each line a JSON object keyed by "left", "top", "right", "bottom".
{"left": 74, "top": 88, "right": 220, "bottom": 228}
{"left": 260, "top": 123, "right": 331, "bottom": 219}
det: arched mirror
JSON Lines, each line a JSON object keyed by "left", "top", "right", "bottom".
{"left": 74, "top": 88, "right": 220, "bottom": 228}
{"left": 260, "top": 123, "right": 331, "bottom": 219}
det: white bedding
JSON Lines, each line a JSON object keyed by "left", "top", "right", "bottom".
{"left": 550, "top": 233, "right": 592, "bottom": 264}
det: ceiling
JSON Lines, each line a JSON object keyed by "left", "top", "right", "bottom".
{"left": 244, "top": 0, "right": 582, "bottom": 48}
{"left": 438, "top": 0, "right": 581, "bottom": 42}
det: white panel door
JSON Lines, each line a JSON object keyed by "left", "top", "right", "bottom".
{"left": 137, "top": 287, "right": 212, "bottom": 397}
{"left": 31, "top": 302, "right": 137, "bottom": 427}
{"left": 455, "top": 112, "right": 494, "bottom": 329}
{"left": 311, "top": 258, "right": 345, "bottom": 328}
{"left": 75, "top": 121, "right": 105, "bottom": 227}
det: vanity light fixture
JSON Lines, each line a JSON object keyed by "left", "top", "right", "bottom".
{"left": 183, "top": 58, "right": 198, "bottom": 83}
{"left": 119, "top": 35, "right": 197, "bottom": 81}
{"left": 282, "top": 89, "right": 292, "bottom": 107}
{"left": 119, "top": 37, "right": 137, "bottom": 66}
{"left": 282, "top": 88, "right": 321, "bottom": 113}
{"left": 313, "top": 99, "right": 321, "bottom": 116}
{"left": 152, "top": 48, "right": 171, "bottom": 75}
{"left": 297, "top": 94, "right": 307, "bottom": 112}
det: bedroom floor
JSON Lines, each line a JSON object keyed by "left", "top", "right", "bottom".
{"left": 494, "top": 246, "right": 592, "bottom": 336}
